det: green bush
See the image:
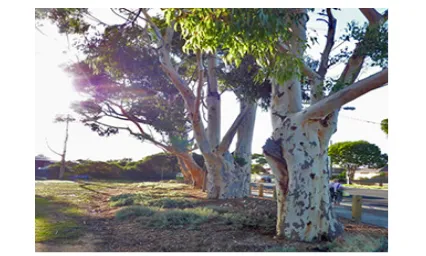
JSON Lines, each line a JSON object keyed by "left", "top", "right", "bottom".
{"left": 148, "top": 207, "right": 218, "bottom": 228}
{"left": 115, "top": 205, "right": 156, "bottom": 220}
{"left": 326, "top": 234, "right": 388, "bottom": 252}
{"left": 145, "top": 198, "right": 195, "bottom": 209}
{"left": 45, "top": 161, "right": 77, "bottom": 179}
{"left": 42, "top": 152, "right": 206, "bottom": 181}
{"left": 109, "top": 194, "right": 135, "bottom": 207}
{"left": 221, "top": 212, "right": 276, "bottom": 233}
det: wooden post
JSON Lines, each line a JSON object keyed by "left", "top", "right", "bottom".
{"left": 352, "top": 195, "right": 362, "bottom": 222}
{"left": 259, "top": 184, "right": 264, "bottom": 197}
{"left": 273, "top": 186, "right": 277, "bottom": 199}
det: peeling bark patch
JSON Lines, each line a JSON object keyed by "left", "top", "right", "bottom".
{"left": 310, "top": 173, "right": 316, "bottom": 179}
{"left": 286, "top": 134, "right": 294, "bottom": 142}
{"left": 272, "top": 112, "right": 287, "bottom": 121}
{"left": 290, "top": 126, "right": 297, "bottom": 130}
{"left": 309, "top": 141, "right": 318, "bottom": 147}
{"left": 300, "top": 142, "right": 304, "bottom": 146}
{"left": 303, "top": 133, "right": 307, "bottom": 136}
{"left": 301, "top": 159, "right": 314, "bottom": 169}
{"left": 277, "top": 91, "right": 285, "bottom": 97}
{"left": 304, "top": 151, "right": 309, "bottom": 157}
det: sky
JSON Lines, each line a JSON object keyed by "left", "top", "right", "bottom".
{"left": 35, "top": 8, "right": 388, "bottom": 161}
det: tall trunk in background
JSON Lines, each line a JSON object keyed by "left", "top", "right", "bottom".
{"left": 203, "top": 55, "right": 257, "bottom": 199}
{"left": 234, "top": 101, "right": 257, "bottom": 196}
{"left": 58, "top": 117, "right": 70, "bottom": 179}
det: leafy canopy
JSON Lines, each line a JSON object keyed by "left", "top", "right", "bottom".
{"left": 328, "top": 140, "right": 387, "bottom": 169}
{"left": 164, "top": 8, "right": 307, "bottom": 84}
{"left": 380, "top": 118, "right": 388, "bottom": 135}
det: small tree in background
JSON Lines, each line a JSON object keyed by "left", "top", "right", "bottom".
{"left": 46, "top": 114, "right": 76, "bottom": 179}
{"left": 381, "top": 118, "right": 388, "bottom": 135}
{"left": 328, "top": 140, "right": 387, "bottom": 184}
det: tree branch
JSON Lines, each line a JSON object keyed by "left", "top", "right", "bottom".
{"left": 217, "top": 105, "right": 251, "bottom": 154}
{"left": 301, "top": 68, "right": 388, "bottom": 121}
{"left": 193, "top": 50, "right": 204, "bottom": 121}
{"left": 45, "top": 138, "right": 63, "bottom": 157}
{"left": 359, "top": 8, "right": 384, "bottom": 24}
{"left": 311, "top": 8, "right": 337, "bottom": 104}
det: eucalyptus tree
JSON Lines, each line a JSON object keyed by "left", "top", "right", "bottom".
{"left": 46, "top": 114, "right": 76, "bottom": 179}
{"left": 35, "top": 8, "right": 259, "bottom": 194}
{"left": 165, "top": 8, "right": 388, "bottom": 241}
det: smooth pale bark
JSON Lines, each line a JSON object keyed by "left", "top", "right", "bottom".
{"left": 207, "top": 55, "right": 221, "bottom": 149}
{"left": 234, "top": 102, "right": 257, "bottom": 196}
{"left": 205, "top": 102, "right": 257, "bottom": 199}
{"left": 140, "top": 13, "right": 259, "bottom": 199}
{"left": 58, "top": 117, "right": 70, "bottom": 179}
{"left": 264, "top": 9, "right": 343, "bottom": 241}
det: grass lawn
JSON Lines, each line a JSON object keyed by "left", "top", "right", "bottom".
{"left": 35, "top": 179, "right": 387, "bottom": 252}
{"left": 343, "top": 183, "right": 388, "bottom": 190}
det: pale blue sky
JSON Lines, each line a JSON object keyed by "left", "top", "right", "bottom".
{"left": 35, "top": 8, "right": 388, "bottom": 161}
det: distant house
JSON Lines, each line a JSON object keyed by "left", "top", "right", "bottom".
{"left": 354, "top": 168, "right": 382, "bottom": 180}
{"left": 330, "top": 167, "right": 345, "bottom": 176}
{"left": 379, "top": 165, "right": 388, "bottom": 176}
{"left": 35, "top": 155, "right": 55, "bottom": 178}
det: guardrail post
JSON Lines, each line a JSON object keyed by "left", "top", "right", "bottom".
{"left": 352, "top": 195, "right": 362, "bottom": 222}
{"left": 259, "top": 184, "right": 264, "bottom": 197}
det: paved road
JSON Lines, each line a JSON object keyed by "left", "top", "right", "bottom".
{"left": 251, "top": 184, "right": 388, "bottom": 228}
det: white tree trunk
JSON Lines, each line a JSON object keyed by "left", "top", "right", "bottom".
{"left": 234, "top": 102, "right": 257, "bottom": 196}
{"left": 58, "top": 117, "right": 70, "bottom": 179}
{"left": 205, "top": 102, "right": 257, "bottom": 199}
{"left": 264, "top": 114, "right": 343, "bottom": 241}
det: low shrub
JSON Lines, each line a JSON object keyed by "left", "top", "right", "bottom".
{"left": 148, "top": 207, "right": 218, "bottom": 228}
{"left": 115, "top": 206, "right": 156, "bottom": 220}
{"left": 326, "top": 234, "right": 388, "bottom": 252}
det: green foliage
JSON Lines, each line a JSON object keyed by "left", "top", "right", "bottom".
{"left": 328, "top": 141, "right": 387, "bottom": 169}
{"left": 381, "top": 118, "right": 388, "bottom": 135}
{"left": 145, "top": 198, "right": 196, "bottom": 209}
{"left": 164, "top": 8, "right": 307, "bottom": 84}
{"left": 115, "top": 205, "right": 156, "bottom": 220}
{"left": 35, "top": 8, "right": 91, "bottom": 34}
{"left": 46, "top": 152, "right": 189, "bottom": 181}
{"left": 342, "top": 21, "right": 388, "bottom": 68}
{"left": 109, "top": 194, "right": 135, "bottom": 207}
{"left": 251, "top": 164, "right": 267, "bottom": 175}
{"left": 252, "top": 153, "right": 268, "bottom": 165}
{"left": 45, "top": 161, "right": 77, "bottom": 179}
{"left": 233, "top": 155, "right": 248, "bottom": 167}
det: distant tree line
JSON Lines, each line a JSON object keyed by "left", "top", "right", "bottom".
{"left": 45, "top": 152, "right": 204, "bottom": 181}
